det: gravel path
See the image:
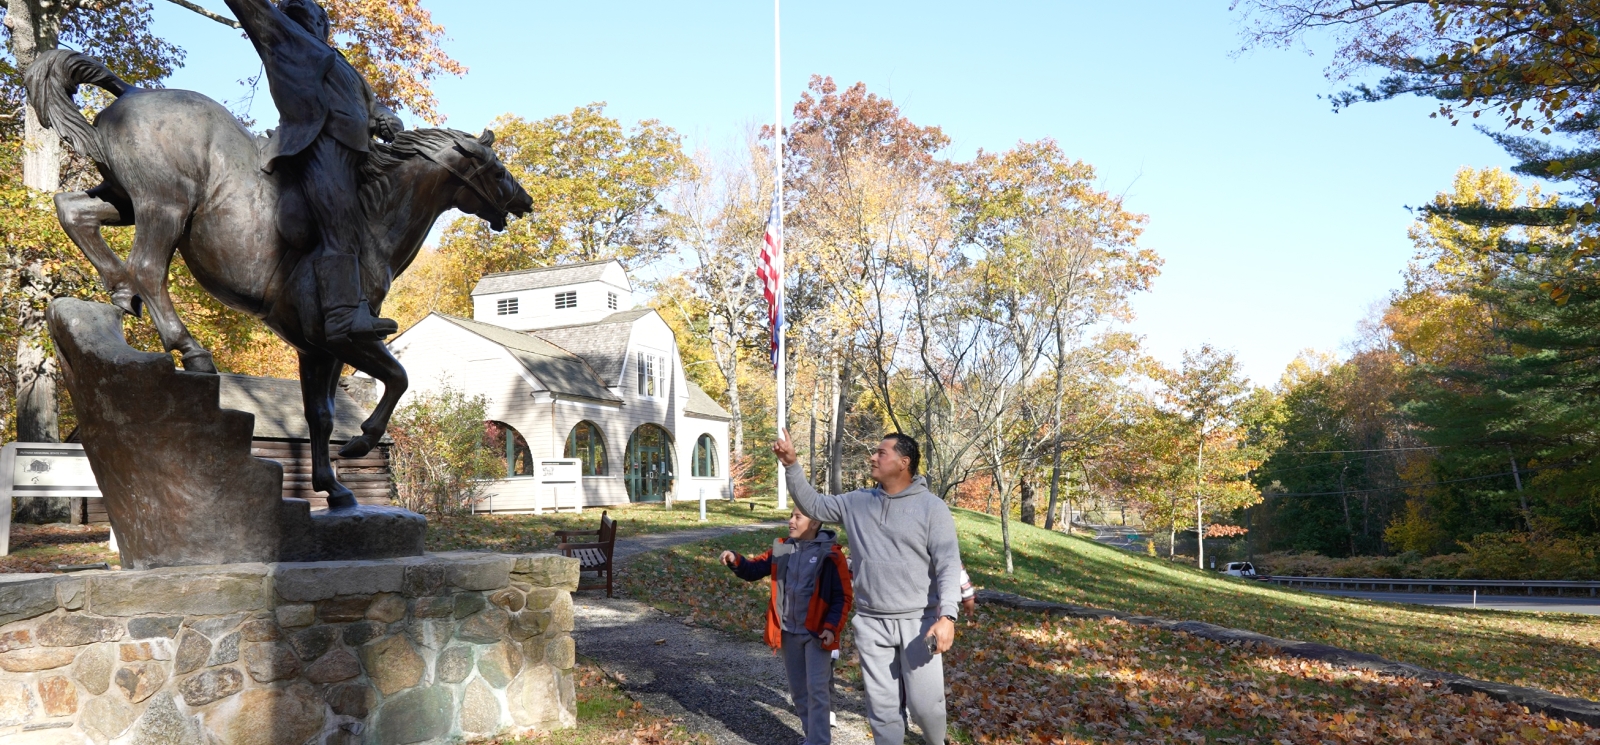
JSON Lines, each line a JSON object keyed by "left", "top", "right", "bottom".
{"left": 572, "top": 522, "right": 884, "bottom": 745}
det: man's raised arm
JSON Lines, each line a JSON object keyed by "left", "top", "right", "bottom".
{"left": 773, "top": 430, "right": 845, "bottom": 523}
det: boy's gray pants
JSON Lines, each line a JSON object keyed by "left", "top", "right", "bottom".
{"left": 852, "top": 615, "right": 946, "bottom": 745}
{"left": 782, "top": 630, "right": 834, "bottom": 745}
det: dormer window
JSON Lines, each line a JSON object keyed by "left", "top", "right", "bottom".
{"left": 555, "top": 291, "right": 577, "bottom": 309}
{"left": 607, "top": 292, "right": 618, "bottom": 310}
{"left": 496, "top": 297, "right": 519, "bottom": 315}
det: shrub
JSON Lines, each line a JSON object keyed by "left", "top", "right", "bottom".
{"left": 388, "top": 384, "right": 504, "bottom": 518}
{"left": 1458, "top": 519, "right": 1600, "bottom": 580}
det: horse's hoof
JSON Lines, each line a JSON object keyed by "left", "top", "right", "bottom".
{"left": 338, "top": 436, "right": 374, "bottom": 459}
{"left": 180, "top": 351, "right": 217, "bottom": 374}
{"left": 325, "top": 489, "right": 358, "bottom": 510}
{"left": 111, "top": 289, "right": 142, "bottom": 317}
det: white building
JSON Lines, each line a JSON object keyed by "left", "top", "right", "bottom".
{"left": 387, "top": 260, "right": 732, "bottom": 510}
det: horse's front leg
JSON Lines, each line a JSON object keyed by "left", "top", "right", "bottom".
{"left": 54, "top": 189, "right": 141, "bottom": 316}
{"left": 299, "top": 351, "right": 357, "bottom": 509}
{"left": 329, "top": 338, "right": 409, "bottom": 460}
{"left": 127, "top": 203, "right": 215, "bottom": 372}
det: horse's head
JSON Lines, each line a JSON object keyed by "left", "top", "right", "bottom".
{"left": 415, "top": 129, "right": 532, "bottom": 231}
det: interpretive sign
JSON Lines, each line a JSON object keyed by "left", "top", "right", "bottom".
{"left": 0, "top": 442, "right": 103, "bottom": 555}
{"left": 535, "top": 459, "right": 583, "bottom": 514}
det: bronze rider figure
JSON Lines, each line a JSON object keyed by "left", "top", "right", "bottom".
{"left": 224, "top": 0, "right": 403, "bottom": 344}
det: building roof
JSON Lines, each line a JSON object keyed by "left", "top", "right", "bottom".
{"left": 529, "top": 309, "right": 654, "bottom": 385}
{"left": 684, "top": 381, "right": 733, "bottom": 421}
{"left": 436, "top": 314, "right": 622, "bottom": 403}
{"left": 470, "top": 260, "right": 620, "bottom": 297}
{"left": 217, "top": 374, "right": 373, "bottom": 442}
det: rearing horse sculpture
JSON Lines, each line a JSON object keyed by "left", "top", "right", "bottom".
{"left": 24, "top": 50, "right": 533, "bottom": 508}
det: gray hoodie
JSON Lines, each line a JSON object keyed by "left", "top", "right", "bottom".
{"left": 785, "top": 464, "right": 962, "bottom": 620}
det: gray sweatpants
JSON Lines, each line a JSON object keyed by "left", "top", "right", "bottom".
{"left": 852, "top": 615, "right": 945, "bottom": 745}
{"left": 782, "top": 630, "right": 834, "bottom": 745}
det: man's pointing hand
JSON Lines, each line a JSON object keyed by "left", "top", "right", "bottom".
{"left": 773, "top": 429, "right": 797, "bottom": 467}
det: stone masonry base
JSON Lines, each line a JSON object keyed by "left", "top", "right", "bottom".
{"left": 0, "top": 551, "right": 581, "bottom": 744}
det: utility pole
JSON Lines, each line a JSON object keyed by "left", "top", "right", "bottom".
{"left": 1508, "top": 444, "right": 1530, "bottom": 530}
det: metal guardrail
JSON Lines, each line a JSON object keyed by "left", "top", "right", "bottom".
{"left": 1258, "top": 575, "right": 1600, "bottom": 597}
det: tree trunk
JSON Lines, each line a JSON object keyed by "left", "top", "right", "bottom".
{"left": 8, "top": 0, "right": 69, "bottom": 524}
{"left": 807, "top": 380, "right": 818, "bottom": 481}
{"left": 1196, "top": 435, "right": 1205, "bottom": 569}
{"left": 1019, "top": 477, "right": 1036, "bottom": 526}
{"left": 991, "top": 425, "right": 1013, "bottom": 575}
{"left": 725, "top": 341, "right": 742, "bottom": 458}
{"left": 828, "top": 352, "right": 850, "bottom": 493}
{"left": 1043, "top": 325, "right": 1066, "bottom": 530}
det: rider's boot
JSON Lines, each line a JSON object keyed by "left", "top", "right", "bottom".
{"left": 315, "top": 254, "right": 398, "bottom": 345}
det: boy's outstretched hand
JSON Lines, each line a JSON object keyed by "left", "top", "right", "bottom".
{"left": 719, "top": 550, "right": 739, "bottom": 568}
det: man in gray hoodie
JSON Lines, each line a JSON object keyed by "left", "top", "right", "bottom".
{"left": 774, "top": 430, "right": 962, "bottom": 745}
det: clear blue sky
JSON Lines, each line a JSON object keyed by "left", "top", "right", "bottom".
{"left": 148, "top": 0, "right": 1515, "bottom": 385}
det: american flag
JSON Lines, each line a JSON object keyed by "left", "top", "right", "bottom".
{"left": 756, "top": 194, "right": 784, "bottom": 368}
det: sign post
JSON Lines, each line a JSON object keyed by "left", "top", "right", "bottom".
{"left": 0, "top": 443, "right": 104, "bottom": 556}
{"left": 534, "top": 459, "right": 583, "bottom": 515}
{"left": 699, "top": 487, "right": 707, "bottom": 522}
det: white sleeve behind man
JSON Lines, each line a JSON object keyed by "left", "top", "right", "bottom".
{"left": 784, "top": 463, "right": 847, "bottom": 523}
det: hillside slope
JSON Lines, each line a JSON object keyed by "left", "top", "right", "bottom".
{"left": 955, "top": 509, "right": 1600, "bottom": 702}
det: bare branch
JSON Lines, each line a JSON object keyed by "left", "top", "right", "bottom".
{"left": 164, "top": 0, "right": 241, "bottom": 29}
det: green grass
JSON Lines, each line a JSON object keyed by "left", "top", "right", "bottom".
{"left": 957, "top": 508, "right": 1600, "bottom": 703}
{"left": 0, "top": 524, "right": 118, "bottom": 574}
{"left": 423, "top": 497, "right": 784, "bottom": 554}
{"left": 616, "top": 518, "right": 1600, "bottom": 743}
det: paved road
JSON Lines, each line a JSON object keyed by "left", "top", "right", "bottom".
{"left": 1303, "top": 588, "right": 1600, "bottom": 615}
{"left": 574, "top": 522, "right": 932, "bottom": 745}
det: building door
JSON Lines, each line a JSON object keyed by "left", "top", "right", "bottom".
{"left": 625, "top": 424, "right": 674, "bottom": 502}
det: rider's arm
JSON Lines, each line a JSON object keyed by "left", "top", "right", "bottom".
{"left": 223, "top": 0, "right": 291, "bottom": 47}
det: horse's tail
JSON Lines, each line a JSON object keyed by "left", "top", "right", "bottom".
{"left": 22, "top": 50, "right": 132, "bottom": 166}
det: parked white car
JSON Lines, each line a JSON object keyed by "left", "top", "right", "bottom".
{"left": 1222, "top": 561, "right": 1256, "bottom": 577}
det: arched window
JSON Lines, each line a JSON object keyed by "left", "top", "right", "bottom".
{"left": 624, "top": 424, "right": 674, "bottom": 503}
{"left": 564, "top": 421, "right": 607, "bottom": 476}
{"left": 692, "top": 434, "right": 718, "bottom": 478}
{"left": 484, "top": 421, "right": 533, "bottom": 477}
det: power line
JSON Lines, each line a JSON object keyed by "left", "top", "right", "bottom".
{"left": 1284, "top": 446, "right": 1443, "bottom": 454}
{"left": 1260, "top": 469, "right": 1522, "bottom": 498}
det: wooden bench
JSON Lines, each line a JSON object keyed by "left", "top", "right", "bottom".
{"left": 557, "top": 511, "right": 617, "bottom": 598}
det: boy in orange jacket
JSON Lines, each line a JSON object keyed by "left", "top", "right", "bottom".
{"left": 721, "top": 507, "right": 853, "bottom": 745}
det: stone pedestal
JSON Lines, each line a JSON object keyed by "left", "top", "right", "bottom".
{"left": 279, "top": 501, "right": 426, "bottom": 563}
{"left": 0, "top": 552, "right": 579, "bottom": 743}
{"left": 47, "top": 298, "right": 427, "bottom": 569}
{"left": 49, "top": 299, "right": 282, "bottom": 569}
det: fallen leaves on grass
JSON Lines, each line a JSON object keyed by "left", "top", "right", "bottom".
{"left": 0, "top": 524, "right": 117, "bottom": 574}
{"left": 947, "top": 606, "right": 1599, "bottom": 744}
{"left": 959, "top": 510, "right": 1600, "bottom": 702}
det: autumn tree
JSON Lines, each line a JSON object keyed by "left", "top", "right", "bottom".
{"left": 1141, "top": 346, "right": 1266, "bottom": 565}
{"left": 414, "top": 104, "right": 691, "bottom": 317}
{"left": 669, "top": 145, "right": 768, "bottom": 457}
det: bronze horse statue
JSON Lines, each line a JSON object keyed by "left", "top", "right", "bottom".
{"left": 25, "top": 50, "right": 532, "bottom": 508}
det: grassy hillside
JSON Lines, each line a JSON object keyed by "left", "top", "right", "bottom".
{"left": 955, "top": 509, "right": 1600, "bottom": 703}
{"left": 620, "top": 512, "right": 1600, "bottom": 742}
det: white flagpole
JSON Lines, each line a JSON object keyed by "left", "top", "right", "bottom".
{"left": 774, "top": 0, "right": 788, "bottom": 512}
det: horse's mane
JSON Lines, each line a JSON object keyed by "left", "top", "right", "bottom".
{"left": 359, "top": 128, "right": 480, "bottom": 218}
